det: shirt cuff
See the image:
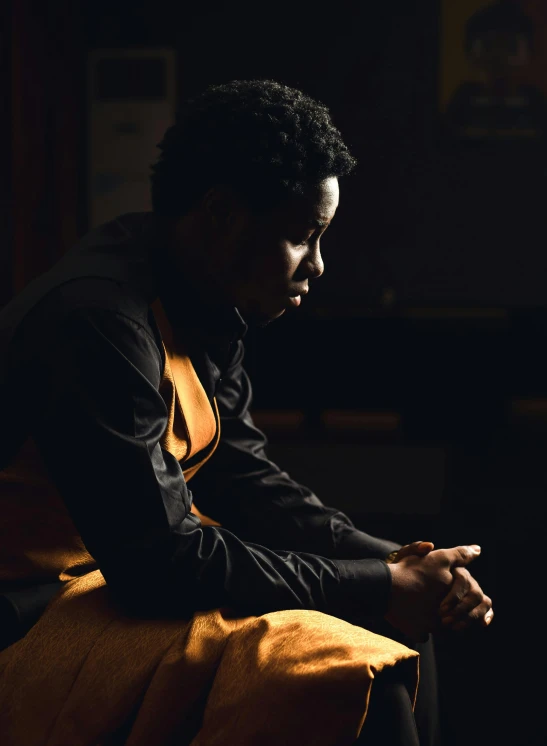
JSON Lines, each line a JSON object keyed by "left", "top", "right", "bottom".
{"left": 329, "top": 557, "right": 392, "bottom": 618}
{"left": 334, "top": 528, "right": 402, "bottom": 561}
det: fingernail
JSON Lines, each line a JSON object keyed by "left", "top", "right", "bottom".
{"left": 470, "top": 545, "right": 481, "bottom": 553}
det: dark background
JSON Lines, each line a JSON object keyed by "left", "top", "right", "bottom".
{"left": 3, "top": 1, "right": 544, "bottom": 744}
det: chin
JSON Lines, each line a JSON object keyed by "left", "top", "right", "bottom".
{"left": 239, "top": 301, "right": 286, "bottom": 328}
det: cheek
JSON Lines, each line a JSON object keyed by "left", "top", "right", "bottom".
{"left": 244, "top": 250, "right": 295, "bottom": 291}
{"left": 232, "top": 229, "right": 301, "bottom": 296}
{"left": 265, "top": 248, "right": 300, "bottom": 281}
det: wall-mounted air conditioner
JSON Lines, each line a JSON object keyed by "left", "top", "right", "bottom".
{"left": 88, "top": 47, "right": 177, "bottom": 228}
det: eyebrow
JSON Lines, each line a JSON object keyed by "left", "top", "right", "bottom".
{"left": 309, "top": 218, "right": 329, "bottom": 229}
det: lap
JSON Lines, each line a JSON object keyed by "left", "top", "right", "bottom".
{"left": 0, "top": 570, "right": 419, "bottom": 746}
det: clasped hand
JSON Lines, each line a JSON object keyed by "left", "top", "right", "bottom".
{"left": 385, "top": 540, "right": 494, "bottom": 642}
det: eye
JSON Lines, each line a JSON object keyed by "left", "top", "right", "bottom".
{"left": 293, "top": 233, "right": 313, "bottom": 247}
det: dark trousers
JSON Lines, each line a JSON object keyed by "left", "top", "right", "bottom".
{"left": 347, "top": 617, "right": 441, "bottom": 746}
{"left": 355, "top": 665, "right": 420, "bottom": 746}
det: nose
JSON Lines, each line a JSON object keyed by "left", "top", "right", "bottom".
{"left": 306, "top": 240, "right": 324, "bottom": 280}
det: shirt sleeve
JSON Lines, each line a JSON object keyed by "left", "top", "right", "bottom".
{"left": 26, "top": 307, "right": 392, "bottom": 619}
{"left": 189, "top": 340, "right": 402, "bottom": 561}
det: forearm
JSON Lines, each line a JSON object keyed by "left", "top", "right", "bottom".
{"left": 98, "top": 514, "right": 392, "bottom": 619}
{"left": 190, "top": 449, "right": 401, "bottom": 562}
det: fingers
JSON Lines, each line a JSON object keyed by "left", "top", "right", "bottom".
{"left": 441, "top": 591, "right": 485, "bottom": 626}
{"left": 439, "top": 570, "right": 494, "bottom": 632}
{"left": 394, "top": 541, "right": 435, "bottom": 561}
{"left": 442, "top": 597, "right": 494, "bottom": 632}
{"left": 442, "top": 544, "right": 481, "bottom": 568}
{"left": 439, "top": 567, "right": 470, "bottom": 614}
{"left": 437, "top": 559, "right": 494, "bottom": 634}
{"left": 415, "top": 541, "right": 435, "bottom": 554}
{"left": 447, "top": 588, "right": 491, "bottom": 621}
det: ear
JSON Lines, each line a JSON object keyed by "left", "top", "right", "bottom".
{"left": 202, "top": 185, "right": 248, "bottom": 232}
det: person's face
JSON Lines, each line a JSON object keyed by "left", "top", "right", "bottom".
{"left": 203, "top": 176, "right": 340, "bottom": 326}
{"left": 471, "top": 31, "right": 531, "bottom": 77}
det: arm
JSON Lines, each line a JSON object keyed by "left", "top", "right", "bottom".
{"left": 188, "top": 341, "right": 401, "bottom": 560}
{"left": 26, "top": 306, "right": 391, "bottom": 619}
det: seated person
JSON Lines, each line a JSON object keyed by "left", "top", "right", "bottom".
{"left": 0, "top": 79, "right": 493, "bottom": 746}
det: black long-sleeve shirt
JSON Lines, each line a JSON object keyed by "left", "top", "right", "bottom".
{"left": 0, "top": 212, "right": 397, "bottom": 620}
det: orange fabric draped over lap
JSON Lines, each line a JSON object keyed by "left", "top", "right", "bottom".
{"left": 0, "top": 571, "right": 419, "bottom": 746}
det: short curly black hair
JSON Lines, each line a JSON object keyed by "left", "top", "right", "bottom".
{"left": 150, "top": 79, "right": 356, "bottom": 216}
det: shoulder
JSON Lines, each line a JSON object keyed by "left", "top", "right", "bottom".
{"left": 2, "top": 211, "right": 160, "bottom": 351}
{"left": 51, "top": 276, "right": 154, "bottom": 331}
{"left": 8, "top": 279, "right": 163, "bottom": 388}
{"left": 19, "top": 276, "right": 156, "bottom": 343}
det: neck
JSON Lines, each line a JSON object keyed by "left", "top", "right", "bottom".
{"left": 151, "top": 214, "right": 232, "bottom": 320}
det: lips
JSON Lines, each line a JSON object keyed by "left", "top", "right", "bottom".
{"left": 287, "top": 288, "right": 308, "bottom": 308}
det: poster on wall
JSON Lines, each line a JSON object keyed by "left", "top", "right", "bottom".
{"left": 88, "top": 48, "right": 177, "bottom": 228}
{"left": 440, "top": 0, "right": 547, "bottom": 140}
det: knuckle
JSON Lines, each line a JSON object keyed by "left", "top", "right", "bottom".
{"left": 440, "top": 548, "right": 452, "bottom": 563}
{"left": 458, "top": 600, "right": 474, "bottom": 614}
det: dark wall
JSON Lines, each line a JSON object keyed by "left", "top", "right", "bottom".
{"left": 4, "top": 0, "right": 86, "bottom": 303}
{"left": 0, "top": 0, "right": 12, "bottom": 306}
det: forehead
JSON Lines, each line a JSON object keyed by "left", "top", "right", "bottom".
{"left": 304, "top": 177, "right": 340, "bottom": 222}
{"left": 262, "top": 177, "right": 340, "bottom": 228}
